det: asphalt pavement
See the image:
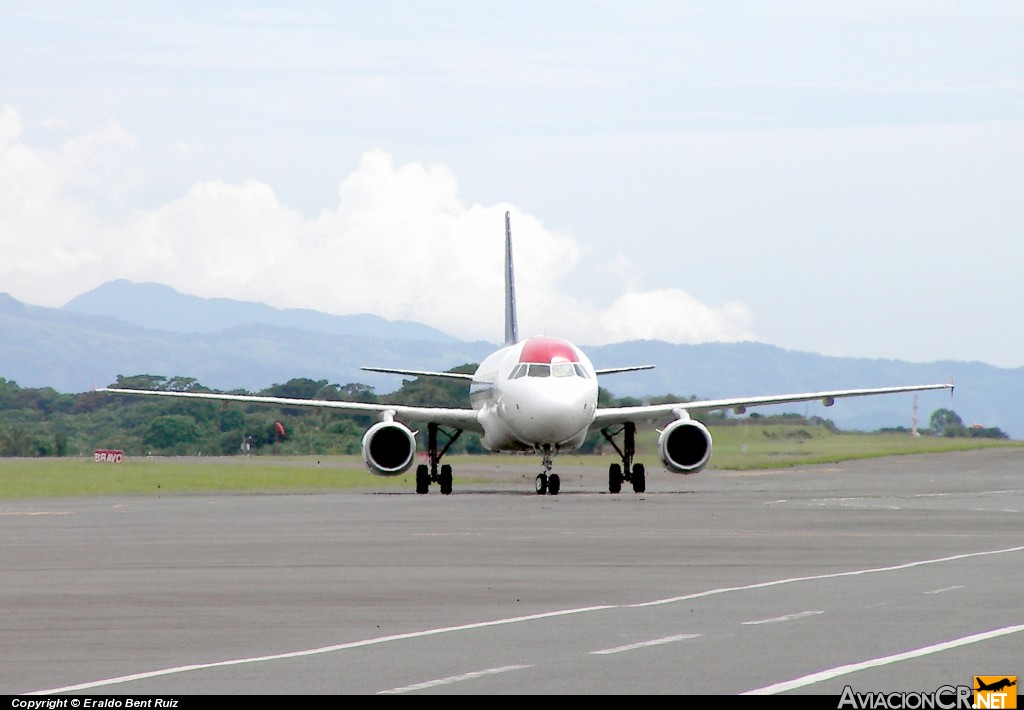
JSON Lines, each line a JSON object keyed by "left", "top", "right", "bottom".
{"left": 2, "top": 448, "right": 1022, "bottom": 695}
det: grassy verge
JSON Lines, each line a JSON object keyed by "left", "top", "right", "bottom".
{"left": 704, "top": 426, "right": 1021, "bottom": 470}
{"left": 0, "top": 456, "right": 404, "bottom": 499}
{"left": 0, "top": 427, "right": 1019, "bottom": 499}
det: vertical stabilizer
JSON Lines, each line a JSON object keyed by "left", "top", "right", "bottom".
{"left": 504, "top": 211, "right": 519, "bottom": 345}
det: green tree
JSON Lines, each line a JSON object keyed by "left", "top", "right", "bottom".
{"left": 382, "top": 365, "right": 476, "bottom": 408}
{"left": 144, "top": 415, "right": 200, "bottom": 450}
{"left": 114, "top": 374, "right": 170, "bottom": 390}
{"left": 0, "top": 423, "right": 35, "bottom": 456}
{"left": 54, "top": 431, "right": 69, "bottom": 457}
{"left": 338, "top": 383, "right": 376, "bottom": 400}
{"left": 219, "top": 408, "right": 246, "bottom": 432}
{"left": 262, "top": 379, "right": 332, "bottom": 400}
{"left": 968, "top": 425, "right": 1009, "bottom": 440}
{"left": 165, "top": 376, "right": 207, "bottom": 392}
{"left": 929, "top": 408, "right": 965, "bottom": 437}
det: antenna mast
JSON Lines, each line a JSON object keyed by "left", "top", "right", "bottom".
{"left": 911, "top": 395, "right": 920, "bottom": 437}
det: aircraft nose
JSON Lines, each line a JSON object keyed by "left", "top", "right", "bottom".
{"left": 511, "top": 386, "right": 593, "bottom": 444}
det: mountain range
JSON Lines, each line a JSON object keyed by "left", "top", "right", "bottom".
{"left": 1, "top": 282, "right": 1019, "bottom": 436}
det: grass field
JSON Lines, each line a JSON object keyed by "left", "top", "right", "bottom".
{"left": 0, "top": 426, "right": 1019, "bottom": 499}
{"left": 692, "top": 425, "right": 1021, "bottom": 469}
{"left": 0, "top": 456, "right": 387, "bottom": 499}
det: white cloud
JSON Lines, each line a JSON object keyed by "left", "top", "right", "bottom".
{"left": 0, "top": 115, "right": 752, "bottom": 346}
{"left": 0, "top": 106, "right": 100, "bottom": 293}
{"left": 600, "top": 289, "right": 753, "bottom": 344}
{"left": 0, "top": 106, "right": 21, "bottom": 147}
{"left": 60, "top": 121, "right": 138, "bottom": 201}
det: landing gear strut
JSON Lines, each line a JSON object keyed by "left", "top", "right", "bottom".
{"left": 535, "top": 445, "right": 561, "bottom": 496}
{"left": 601, "top": 422, "right": 646, "bottom": 494}
{"left": 416, "top": 422, "right": 462, "bottom": 495}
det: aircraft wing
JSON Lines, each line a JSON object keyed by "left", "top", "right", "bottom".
{"left": 98, "top": 388, "right": 484, "bottom": 433}
{"left": 360, "top": 367, "right": 475, "bottom": 381}
{"left": 594, "top": 365, "right": 655, "bottom": 376}
{"left": 590, "top": 383, "right": 953, "bottom": 428}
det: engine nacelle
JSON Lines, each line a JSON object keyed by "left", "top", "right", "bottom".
{"left": 658, "top": 419, "right": 713, "bottom": 474}
{"left": 361, "top": 421, "right": 416, "bottom": 477}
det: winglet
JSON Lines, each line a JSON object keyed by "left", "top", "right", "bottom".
{"left": 504, "top": 211, "right": 519, "bottom": 346}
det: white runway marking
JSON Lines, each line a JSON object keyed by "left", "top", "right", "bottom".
{"left": 591, "top": 634, "right": 702, "bottom": 655}
{"left": 742, "top": 624, "right": 1024, "bottom": 695}
{"left": 742, "top": 610, "right": 824, "bottom": 625}
{"left": 629, "top": 545, "right": 1024, "bottom": 608}
{"left": 26, "top": 605, "right": 612, "bottom": 695}
{"left": 377, "top": 665, "right": 533, "bottom": 694}
{"left": 923, "top": 586, "right": 964, "bottom": 595}
{"left": 27, "top": 544, "right": 1024, "bottom": 695}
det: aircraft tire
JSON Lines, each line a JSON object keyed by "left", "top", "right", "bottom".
{"left": 548, "top": 473, "right": 560, "bottom": 495}
{"left": 631, "top": 463, "right": 646, "bottom": 493}
{"left": 608, "top": 464, "right": 622, "bottom": 494}
{"left": 415, "top": 464, "right": 430, "bottom": 494}
{"left": 439, "top": 464, "right": 453, "bottom": 495}
{"left": 535, "top": 473, "right": 548, "bottom": 495}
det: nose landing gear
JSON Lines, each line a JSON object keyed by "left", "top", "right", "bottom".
{"left": 535, "top": 446, "right": 561, "bottom": 495}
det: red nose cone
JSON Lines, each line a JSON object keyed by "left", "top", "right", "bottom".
{"left": 519, "top": 337, "right": 580, "bottom": 364}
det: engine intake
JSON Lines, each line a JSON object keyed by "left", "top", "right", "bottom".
{"left": 362, "top": 421, "right": 416, "bottom": 476}
{"left": 658, "top": 419, "right": 713, "bottom": 474}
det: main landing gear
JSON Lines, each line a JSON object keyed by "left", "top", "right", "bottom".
{"left": 601, "top": 422, "right": 646, "bottom": 494}
{"left": 534, "top": 445, "right": 561, "bottom": 496}
{"left": 416, "top": 423, "right": 462, "bottom": 495}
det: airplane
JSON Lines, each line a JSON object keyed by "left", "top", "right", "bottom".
{"left": 101, "top": 212, "right": 953, "bottom": 496}
{"left": 975, "top": 678, "right": 1016, "bottom": 693}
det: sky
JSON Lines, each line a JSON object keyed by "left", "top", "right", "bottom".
{"left": 1, "top": 2, "right": 1022, "bottom": 366}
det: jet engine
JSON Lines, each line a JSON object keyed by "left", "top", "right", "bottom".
{"left": 361, "top": 421, "right": 416, "bottom": 476}
{"left": 658, "top": 419, "right": 713, "bottom": 474}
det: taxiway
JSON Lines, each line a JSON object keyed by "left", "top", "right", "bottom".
{"left": 2, "top": 449, "right": 1022, "bottom": 695}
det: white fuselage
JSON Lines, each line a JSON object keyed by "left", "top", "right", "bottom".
{"left": 470, "top": 336, "right": 599, "bottom": 452}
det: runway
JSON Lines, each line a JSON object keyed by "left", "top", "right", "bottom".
{"left": 2, "top": 449, "right": 1022, "bottom": 695}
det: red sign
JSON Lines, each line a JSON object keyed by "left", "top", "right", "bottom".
{"left": 94, "top": 449, "right": 124, "bottom": 463}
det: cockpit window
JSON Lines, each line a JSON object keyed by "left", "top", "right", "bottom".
{"left": 511, "top": 356, "right": 588, "bottom": 379}
{"left": 551, "top": 362, "right": 575, "bottom": 378}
